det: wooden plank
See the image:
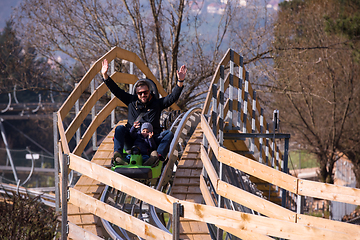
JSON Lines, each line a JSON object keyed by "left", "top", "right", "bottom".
{"left": 68, "top": 222, "right": 103, "bottom": 240}
{"left": 82, "top": 225, "right": 98, "bottom": 235}
{"left": 180, "top": 200, "right": 352, "bottom": 240}
{"left": 58, "top": 47, "right": 117, "bottom": 120}
{"left": 217, "top": 180, "right": 295, "bottom": 222}
{"left": 177, "top": 159, "right": 202, "bottom": 168}
{"left": 218, "top": 147, "right": 297, "bottom": 193}
{"left": 185, "top": 194, "right": 204, "bottom": 204}
{"left": 80, "top": 214, "right": 97, "bottom": 224}
{"left": 65, "top": 83, "right": 108, "bottom": 141}
{"left": 299, "top": 179, "right": 360, "bottom": 205}
{"left": 297, "top": 214, "right": 360, "bottom": 235}
{"left": 73, "top": 98, "right": 125, "bottom": 155}
{"left": 199, "top": 175, "right": 278, "bottom": 240}
{"left": 200, "top": 145, "right": 219, "bottom": 187}
{"left": 201, "top": 115, "right": 219, "bottom": 158}
{"left": 57, "top": 113, "right": 70, "bottom": 154}
{"left": 69, "top": 153, "right": 175, "bottom": 213}
{"left": 181, "top": 153, "right": 200, "bottom": 159}
{"left": 69, "top": 188, "right": 172, "bottom": 240}
{"left": 180, "top": 220, "right": 192, "bottom": 234}
{"left": 192, "top": 234, "right": 212, "bottom": 240}
{"left": 202, "top": 51, "right": 230, "bottom": 115}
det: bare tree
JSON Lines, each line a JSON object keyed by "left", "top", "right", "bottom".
{"left": 271, "top": 0, "right": 360, "bottom": 183}
{"left": 14, "top": 0, "right": 276, "bottom": 110}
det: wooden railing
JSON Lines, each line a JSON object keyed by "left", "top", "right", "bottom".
{"left": 202, "top": 48, "right": 285, "bottom": 171}
{"left": 62, "top": 151, "right": 358, "bottom": 240}
{"left": 57, "top": 47, "right": 180, "bottom": 157}
{"left": 199, "top": 49, "right": 360, "bottom": 239}
{"left": 200, "top": 114, "right": 360, "bottom": 238}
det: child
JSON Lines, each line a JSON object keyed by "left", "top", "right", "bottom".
{"left": 112, "top": 122, "right": 158, "bottom": 166}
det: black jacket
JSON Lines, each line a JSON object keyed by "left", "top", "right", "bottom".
{"left": 103, "top": 77, "right": 183, "bottom": 134}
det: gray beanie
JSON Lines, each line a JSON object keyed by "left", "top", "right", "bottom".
{"left": 141, "top": 122, "right": 153, "bottom": 132}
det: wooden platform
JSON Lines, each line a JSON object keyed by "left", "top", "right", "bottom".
{"left": 170, "top": 126, "right": 211, "bottom": 240}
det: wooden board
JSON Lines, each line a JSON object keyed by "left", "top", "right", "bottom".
{"left": 171, "top": 127, "right": 211, "bottom": 239}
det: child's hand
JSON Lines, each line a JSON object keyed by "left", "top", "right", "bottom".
{"left": 134, "top": 121, "right": 140, "bottom": 129}
{"left": 148, "top": 132, "right": 153, "bottom": 138}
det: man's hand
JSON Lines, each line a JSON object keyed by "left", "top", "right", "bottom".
{"left": 148, "top": 131, "right": 153, "bottom": 138}
{"left": 101, "top": 59, "right": 109, "bottom": 79}
{"left": 133, "top": 121, "right": 140, "bottom": 129}
{"left": 176, "top": 65, "right": 187, "bottom": 81}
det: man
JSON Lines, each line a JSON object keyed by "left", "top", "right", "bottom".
{"left": 101, "top": 59, "right": 187, "bottom": 163}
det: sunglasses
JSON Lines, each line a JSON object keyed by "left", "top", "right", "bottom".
{"left": 137, "top": 90, "right": 149, "bottom": 96}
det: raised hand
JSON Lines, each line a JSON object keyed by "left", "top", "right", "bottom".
{"left": 134, "top": 121, "right": 140, "bottom": 129}
{"left": 101, "top": 59, "right": 109, "bottom": 79}
{"left": 176, "top": 65, "right": 187, "bottom": 81}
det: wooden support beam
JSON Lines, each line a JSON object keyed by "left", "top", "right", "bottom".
{"left": 69, "top": 188, "right": 172, "bottom": 240}
{"left": 299, "top": 179, "right": 360, "bottom": 205}
{"left": 57, "top": 112, "right": 70, "bottom": 154}
{"left": 180, "top": 197, "right": 351, "bottom": 240}
{"left": 201, "top": 115, "right": 220, "bottom": 158}
{"left": 73, "top": 98, "right": 125, "bottom": 156}
{"left": 68, "top": 153, "right": 176, "bottom": 213}
{"left": 200, "top": 145, "right": 219, "bottom": 186}
{"left": 217, "top": 180, "right": 295, "bottom": 222}
{"left": 218, "top": 147, "right": 297, "bottom": 193}
{"left": 68, "top": 222, "right": 103, "bottom": 240}
{"left": 297, "top": 214, "right": 360, "bottom": 235}
{"left": 201, "top": 145, "right": 295, "bottom": 222}
{"left": 199, "top": 175, "right": 274, "bottom": 240}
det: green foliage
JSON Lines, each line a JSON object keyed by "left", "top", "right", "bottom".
{"left": 0, "top": 188, "right": 59, "bottom": 239}
{"left": 325, "top": 0, "right": 360, "bottom": 39}
{"left": 289, "top": 151, "right": 319, "bottom": 170}
{"left": 0, "top": 20, "right": 53, "bottom": 102}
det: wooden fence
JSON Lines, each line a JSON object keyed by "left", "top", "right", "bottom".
{"left": 57, "top": 47, "right": 360, "bottom": 240}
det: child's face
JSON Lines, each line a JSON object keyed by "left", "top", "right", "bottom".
{"left": 141, "top": 128, "right": 150, "bottom": 138}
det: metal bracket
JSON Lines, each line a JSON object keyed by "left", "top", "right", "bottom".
{"left": 179, "top": 203, "right": 184, "bottom": 217}
{"left": 67, "top": 189, "right": 70, "bottom": 201}
{"left": 66, "top": 154, "right": 70, "bottom": 166}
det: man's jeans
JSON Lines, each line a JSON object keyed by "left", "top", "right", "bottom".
{"left": 113, "top": 125, "right": 174, "bottom": 157}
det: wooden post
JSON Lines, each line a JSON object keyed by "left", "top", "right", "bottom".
{"left": 242, "top": 71, "right": 249, "bottom": 134}
{"left": 237, "top": 55, "right": 243, "bottom": 129}
{"left": 91, "top": 78, "right": 97, "bottom": 151}
{"left": 111, "top": 60, "right": 115, "bottom": 128}
{"left": 75, "top": 83, "right": 80, "bottom": 144}
{"left": 228, "top": 50, "right": 234, "bottom": 129}
{"left": 259, "top": 108, "right": 264, "bottom": 164}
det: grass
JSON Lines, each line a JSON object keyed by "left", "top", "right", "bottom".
{"left": 288, "top": 150, "right": 319, "bottom": 170}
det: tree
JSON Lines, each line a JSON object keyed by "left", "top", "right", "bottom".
{"left": 272, "top": 0, "right": 360, "bottom": 183}
{"left": 14, "top": 0, "right": 276, "bottom": 110}
{"left": 0, "top": 20, "right": 51, "bottom": 101}
{"left": 324, "top": 0, "right": 360, "bottom": 186}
